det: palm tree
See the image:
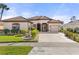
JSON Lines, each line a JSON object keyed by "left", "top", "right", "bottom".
{"left": 70, "top": 16, "right": 76, "bottom": 21}
{"left": 0, "top": 4, "right": 9, "bottom": 20}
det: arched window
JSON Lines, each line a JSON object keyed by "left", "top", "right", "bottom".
{"left": 12, "top": 23, "right": 20, "bottom": 30}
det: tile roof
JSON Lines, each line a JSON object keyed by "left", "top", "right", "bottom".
{"left": 2, "top": 16, "right": 63, "bottom": 24}
{"left": 2, "top": 16, "right": 29, "bottom": 22}
{"left": 48, "top": 20, "right": 63, "bottom": 23}
{"left": 28, "top": 16, "right": 52, "bottom": 20}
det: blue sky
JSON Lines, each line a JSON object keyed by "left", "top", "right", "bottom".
{"left": 2, "top": 3, "right": 79, "bottom": 23}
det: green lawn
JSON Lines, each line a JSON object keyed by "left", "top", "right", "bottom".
{"left": 0, "top": 36, "right": 37, "bottom": 42}
{"left": 0, "top": 46, "right": 32, "bottom": 55}
{"left": 0, "top": 36, "right": 22, "bottom": 42}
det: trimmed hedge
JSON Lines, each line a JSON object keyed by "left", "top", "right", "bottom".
{"left": 62, "top": 28, "right": 79, "bottom": 42}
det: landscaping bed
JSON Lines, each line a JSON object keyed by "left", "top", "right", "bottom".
{"left": 0, "top": 46, "right": 32, "bottom": 55}
{"left": 60, "top": 28, "right": 79, "bottom": 42}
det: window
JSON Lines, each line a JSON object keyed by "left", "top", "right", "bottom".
{"left": 12, "top": 23, "right": 20, "bottom": 30}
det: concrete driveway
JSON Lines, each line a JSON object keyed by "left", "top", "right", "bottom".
{"left": 38, "top": 32, "right": 76, "bottom": 43}
{"left": 29, "top": 32, "right": 79, "bottom": 55}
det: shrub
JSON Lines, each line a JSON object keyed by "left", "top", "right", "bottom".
{"left": 31, "top": 29, "right": 38, "bottom": 39}
{"left": 65, "top": 31, "right": 73, "bottom": 38}
{"left": 63, "top": 28, "right": 79, "bottom": 43}
{"left": 3, "top": 29, "right": 10, "bottom": 35}
{"left": 20, "top": 29, "right": 28, "bottom": 35}
{"left": 14, "top": 34, "right": 24, "bottom": 37}
{"left": 67, "top": 28, "right": 73, "bottom": 32}
{"left": 74, "top": 27, "right": 79, "bottom": 33}
{"left": 75, "top": 35, "right": 79, "bottom": 42}
{"left": 31, "top": 27, "right": 36, "bottom": 30}
{"left": 59, "top": 27, "right": 63, "bottom": 32}
{"left": 11, "top": 29, "right": 19, "bottom": 34}
{"left": 71, "top": 33, "right": 75, "bottom": 40}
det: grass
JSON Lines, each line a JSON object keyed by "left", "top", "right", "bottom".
{"left": 0, "top": 46, "right": 32, "bottom": 55}
{"left": 0, "top": 36, "right": 22, "bottom": 42}
{"left": 0, "top": 36, "right": 38, "bottom": 42}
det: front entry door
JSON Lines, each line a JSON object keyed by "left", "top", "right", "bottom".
{"left": 42, "top": 23, "right": 48, "bottom": 32}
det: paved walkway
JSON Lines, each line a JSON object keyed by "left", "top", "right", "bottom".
{"left": 29, "top": 33, "right": 79, "bottom": 55}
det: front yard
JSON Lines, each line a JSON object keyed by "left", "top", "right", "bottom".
{"left": 0, "top": 36, "right": 22, "bottom": 42}
{"left": 0, "top": 46, "right": 32, "bottom": 55}
{"left": 0, "top": 28, "right": 39, "bottom": 42}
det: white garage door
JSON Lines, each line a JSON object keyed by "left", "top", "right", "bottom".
{"left": 50, "top": 25, "right": 59, "bottom": 32}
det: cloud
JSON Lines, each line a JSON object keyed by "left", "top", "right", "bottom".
{"left": 49, "top": 4, "right": 71, "bottom": 24}
{"left": 52, "top": 15, "right": 71, "bottom": 23}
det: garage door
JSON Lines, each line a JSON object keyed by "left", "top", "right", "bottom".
{"left": 50, "top": 26, "right": 59, "bottom": 32}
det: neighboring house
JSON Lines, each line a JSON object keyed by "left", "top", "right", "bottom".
{"left": 63, "top": 20, "right": 79, "bottom": 29}
{"left": 0, "top": 16, "right": 63, "bottom": 32}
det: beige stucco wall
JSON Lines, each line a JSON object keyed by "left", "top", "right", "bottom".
{"left": 0, "top": 22, "right": 4, "bottom": 30}
{"left": 2, "top": 20, "right": 62, "bottom": 32}
{"left": 31, "top": 20, "right": 49, "bottom": 31}
{"left": 0, "top": 26, "right": 4, "bottom": 30}
{"left": 3, "top": 22, "right": 30, "bottom": 30}
{"left": 31, "top": 20, "right": 62, "bottom": 32}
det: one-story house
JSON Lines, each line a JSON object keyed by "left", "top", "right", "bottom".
{"left": 0, "top": 16, "right": 63, "bottom": 32}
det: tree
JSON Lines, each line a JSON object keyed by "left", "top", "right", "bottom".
{"left": 70, "top": 16, "right": 76, "bottom": 21}
{"left": 0, "top": 4, "right": 9, "bottom": 20}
